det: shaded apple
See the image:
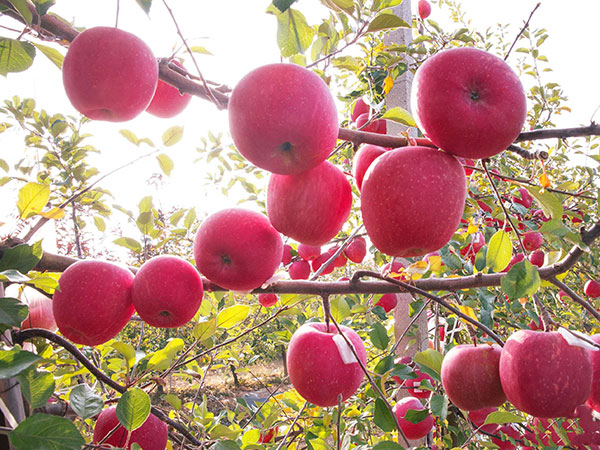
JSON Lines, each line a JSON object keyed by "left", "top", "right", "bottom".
{"left": 281, "top": 244, "right": 293, "bottom": 266}
{"left": 392, "top": 396, "right": 434, "bottom": 440}
{"left": 298, "top": 244, "right": 321, "bottom": 261}
{"left": 18, "top": 287, "right": 57, "bottom": 332}
{"left": 193, "top": 208, "right": 283, "bottom": 291}
{"left": 585, "top": 280, "right": 600, "bottom": 298}
{"left": 491, "top": 425, "right": 520, "bottom": 450}
{"left": 361, "top": 146, "right": 466, "bottom": 257}
{"left": 146, "top": 60, "right": 192, "bottom": 118}
{"left": 258, "top": 294, "right": 278, "bottom": 308}
{"left": 344, "top": 237, "right": 367, "bottom": 263}
{"left": 62, "top": 27, "right": 158, "bottom": 122}
{"left": 522, "top": 231, "right": 543, "bottom": 251}
{"left": 468, "top": 407, "right": 497, "bottom": 433}
{"left": 352, "top": 144, "right": 387, "bottom": 191}
{"left": 93, "top": 406, "right": 167, "bottom": 450}
{"left": 289, "top": 260, "right": 311, "bottom": 280}
{"left": 512, "top": 188, "right": 533, "bottom": 209}
{"left": 374, "top": 293, "right": 398, "bottom": 313}
{"left": 228, "top": 63, "right": 338, "bottom": 174}
{"left": 287, "top": 322, "right": 366, "bottom": 407}
{"left": 311, "top": 252, "right": 335, "bottom": 276}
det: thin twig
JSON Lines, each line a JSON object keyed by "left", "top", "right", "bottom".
{"left": 547, "top": 277, "right": 600, "bottom": 324}
{"left": 274, "top": 401, "right": 308, "bottom": 450}
{"left": 504, "top": 2, "right": 541, "bottom": 60}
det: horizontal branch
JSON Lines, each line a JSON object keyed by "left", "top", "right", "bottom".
{"left": 516, "top": 123, "right": 600, "bottom": 142}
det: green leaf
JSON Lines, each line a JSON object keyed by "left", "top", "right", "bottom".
{"left": 32, "top": 0, "right": 55, "bottom": 16}
{"left": 372, "top": 442, "right": 405, "bottom": 450}
{"left": 193, "top": 318, "right": 217, "bottom": 341}
{"left": 0, "top": 297, "right": 28, "bottom": 330}
{"left": 119, "top": 129, "right": 140, "bottom": 145}
{"left": 69, "top": 384, "right": 104, "bottom": 419}
{"left": 216, "top": 304, "right": 250, "bottom": 329}
{"left": 414, "top": 348, "right": 443, "bottom": 374}
{"left": 483, "top": 411, "right": 525, "bottom": 425}
{"left": 157, "top": 153, "right": 174, "bottom": 176}
{"left": 328, "top": 0, "right": 355, "bottom": 14}
{"left": 32, "top": 43, "right": 63, "bottom": 69}
{"left": 525, "top": 186, "right": 563, "bottom": 219}
{"left": 381, "top": 107, "right": 416, "bottom": 127}
{"left": 272, "top": 0, "right": 298, "bottom": 13}
{"left": 93, "top": 216, "right": 106, "bottom": 232}
{"left": 486, "top": 230, "right": 513, "bottom": 272}
{"left": 113, "top": 236, "right": 142, "bottom": 253}
{"left": 211, "top": 440, "right": 242, "bottom": 450}
{"left": 147, "top": 338, "right": 184, "bottom": 371}
{"left": 367, "top": 10, "right": 410, "bottom": 33}
{"left": 501, "top": 260, "right": 541, "bottom": 299}
{"left": 8, "top": 0, "right": 33, "bottom": 24}
{"left": 135, "top": 0, "right": 152, "bottom": 14}
{"left": 17, "top": 182, "right": 50, "bottom": 219}
{"left": 164, "top": 393, "right": 181, "bottom": 410}
{"left": 116, "top": 388, "right": 151, "bottom": 431}
{"left": 274, "top": 8, "right": 315, "bottom": 57}
{"left": 0, "top": 38, "right": 35, "bottom": 76}
{"left": 112, "top": 341, "right": 136, "bottom": 368}
{"left": 369, "top": 322, "right": 389, "bottom": 350}
{"left": 162, "top": 126, "right": 183, "bottom": 147}
{"left": 330, "top": 296, "right": 350, "bottom": 322}
{"left": 18, "top": 368, "right": 54, "bottom": 409}
{"left": 404, "top": 408, "right": 429, "bottom": 424}
{"left": 9, "top": 414, "right": 85, "bottom": 450}
{"left": 0, "top": 349, "right": 40, "bottom": 378}
{"left": 184, "top": 207, "right": 196, "bottom": 229}
{"left": 373, "top": 398, "right": 396, "bottom": 432}
{"left": 430, "top": 394, "right": 448, "bottom": 421}
{"left": 0, "top": 158, "right": 8, "bottom": 172}
{"left": 0, "top": 241, "right": 42, "bottom": 274}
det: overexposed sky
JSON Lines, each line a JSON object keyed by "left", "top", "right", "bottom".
{"left": 0, "top": 0, "right": 598, "bottom": 244}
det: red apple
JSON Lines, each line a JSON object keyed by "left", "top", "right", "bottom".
{"left": 585, "top": 280, "right": 600, "bottom": 298}
{"left": 132, "top": 255, "right": 203, "bottom": 328}
{"left": 287, "top": 322, "right": 367, "bottom": 407}
{"left": 311, "top": 252, "right": 335, "bottom": 276}
{"left": 411, "top": 47, "right": 527, "bottom": 159}
{"left": 258, "top": 293, "right": 278, "bottom": 308}
{"left": 146, "top": 60, "right": 192, "bottom": 118}
{"left": 381, "top": 260, "right": 406, "bottom": 279}
{"left": 289, "top": 260, "right": 311, "bottom": 280}
{"left": 19, "top": 287, "right": 57, "bottom": 332}
{"left": 361, "top": 146, "right": 466, "bottom": 257}
{"left": 512, "top": 188, "right": 533, "bottom": 209}
{"left": 350, "top": 98, "right": 371, "bottom": 122}
{"left": 93, "top": 406, "right": 167, "bottom": 450}
{"left": 532, "top": 404, "right": 600, "bottom": 448}
{"left": 441, "top": 344, "right": 506, "bottom": 411}
{"left": 499, "top": 330, "right": 593, "bottom": 417}
{"left": 193, "top": 208, "right": 283, "bottom": 291}
{"left": 418, "top": 0, "right": 432, "bottom": 19}
{"left": 374, "top": 293, "right": 398, "bottom": 313}
{"left": 528, "top": 318, "right": 542, "bottom": 331}
{"left": 258, "top": 427, "right": 278, "bottom": 444}
{"left": 352, "top": 144, "right": 387, "bottom": 191}
{"left": 502, "top": 253, "right": 524, "bottom": 272}
{"left": 528, "top": 250, "right": 545, "bottom": 268}
{"left": 492, "top": 425, "right": 520, "bottom": 450}
{"left": 327, "top": 247, "right": 347, "bottom": 268}
{"left": 468, "top": 407, "right": 497, "bottom": 433}
{"left": 392, "top": 396, "right": 434, "bottom": 440}
{"left": 62, "top": 27, "right": 158, "bottom": 122}
{"left": 298, "top": 244, "right": 321, "bottom": 261}
{"left": 53, "top": 260, "right": 134, "bottom": 346}
{"left": 522, "top": 231, "right": 543, "bottom": 251}
{"left": 344, "top": 237, "right": 367, "bottom": 263}
{"left": 586, "top": 334, "right": 600, "bottom": 412}
{"left": 228, "top": 63, "right": 338, "bottom": 174}
{"left": 267, "top": 161, "right": 352, "bottom": 246}
{"left": 395, "top": 367, "right": 434, "bottom": 399}
{"left": 355, "top": 113, "right": 387, "bottom": 134}
{"left": 458, "top": 157, "right": 475, "bottom": 176}
{"left": 281, "top": 244, "right": 293, "bottom": 266}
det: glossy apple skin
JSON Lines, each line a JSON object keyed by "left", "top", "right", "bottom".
{"left": 228, "top": 63, "right": 338, "bottom": 174}
{"left": 267, "top": 161, "right": 352, "bottom": 246}
{"left": 53, "top": 260, "right": 134, "bottom": 346}
{"left": 468, "top": 407, "right": 497, "bottom": 433}
{"left": 412, "top": 47, "right": 526, "bottom": 159}
{"left": 281, "top": 244, "right": 293, "bottom": 265}
{"left": 19, "top": 287, "right": 57, "bottom": 332}
{"left": 361, "top": 146, "right": 466, "bottom": 257}
{"left": 392, "top": 396, "right": 434, "bottom": 440}
{"left": 193, "top": 209, "right": 283, "bottom": 291}
{"left": 374, "top": 293, "right": 397, "bottom": 313}
{"left": 287, "top": 322, "right": 366, "bottom": 407}
{"left": 146, "top": 60, "right": 191, "bottom": 118}
{"left": 586, "top": 334, "right": 600, "bottom": 412}
{"left": 93, "top": 406, "right": 167, "bottom": 450}
{"left": 350, "top": 98, "right": 370, "bottom": 122}
{"left": 62, "top": 27, "right": 158, "bottom": 122}
{"left": 258, "top": 293, "right": 278, "bottom": 308}
{"left": 528, "top": 250, "right": 545, "bottom": 268}
{"left": 344, "top": 237, "right": 367, "bottom": 263}
{"left": 352, "top": 144, "right": 387, "bottom": 191}
{"left": 298, "top": 244, "right": 321, "bottom": 261}
{"left": 418, "top": 0, "right": 432, "bottom": 18}
{"left": 441, "top": 344, "right": 506, "bottom": 411}
{"left": 585, "top": 280, "right": 600, "bottom": 298}
{"left": 132, "top": 255, "right": 203, "bottom": 327}
{"left": 522, "top": 231, "right": 543, "bottom": 251}
{"left": 355, "top": 113, "right": 387, "bottom": 134}
{"left": 499, "top": 330, "right": 593, "bottom": 418}
{"left": 532, "top": 404, "right": 600, "bottom": 449}
{"left": 289, "top": 260, "right": 311, "bottom": 280}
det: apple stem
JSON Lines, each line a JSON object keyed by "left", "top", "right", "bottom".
{"left": 532, "top": 294, "right": 554, "bottom": 331}
{"left": 322, "top": 295, "right": 331, "bottom": 330}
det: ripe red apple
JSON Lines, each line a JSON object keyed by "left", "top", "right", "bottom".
{"left": 355, "top": 113, "right": 387, "bottom": 134}
{"left": 394, "top": 366, "right": 434, "bottom": 399}
{"left": 350, "top": 98, "right": 371, "bottom": 122}
{"left": 528, "top": 250, "right": 545, "bottom": 268}
{"left": 267, "top": 161, "right": 352, "bottom": 246}
{"left": 228, "top": 63, "right": 338, "bottom": 174}
{"left": 512, "top": 187, "right": 533, "bottom": 209}
{"left": 93, "top": 406, "right": 167, "bottom": 450}
{"left": 344, "top": 237, "right": 367, "bottom": 263}
{"left": 289, "top": 259, "right": 311, "bottom": 280}
{"left": 411, "top": 47, "right": 527, "bottom": 159}
{"left": 287, "top": 322, "right": 366, "bottom": 407}
{"left": 62, "top": 27, "right": 158, "bottom": 122}
{"left": 298, "top": 244, "right": 321, "bottom": 261}
{"left": 468, "top": 407, "right": 498, "bottom": 433}
{"left": 361, "top": 146, "right": 466, "bottom": 257}
{"left": 586, "top": 334, "right": 600, "bottom": 412}
{"left": 381, "top": 260, "right": 406, "bottom": 279}
{"left": 458, "top": 157, "right": 475, "bottom": 176}
{"left": 374, "top": 293, "right": 398, "bottom": 313}
{"left": 585, "top": 280, "right": 600, "bottom": 298}
{"left": 311, "top": 252, "right": 335, "bottom": 276}
{"left": 492, "top": 425, "right": 520, "bottom": 450}
{"left": 418, "top": 0, "right": 432, "bottom": 18}
{"left": 53, "top": 260, "right": 134, "bottom": 346}
{"left": 499, "top": 330, "right": 593, "bottom": 417}
{"left": 281, "top": 244, "right": 293, "bottom": 266}
{"left": 392, "top": 396, "right": 434, "bottom": 440}
{"left": 193, "top": 208, "right": 283, "bottom": 291}
{"left": 441, "top": 344, "right": 506, "bottom": 411}
{"left": 522, "top": 231, "right": 543, "bottom": 251}
{"left": 146, "top": 60, "right": 192, "bottom": 118}
{"left": 18, "top": 287, "right": 57, "bottom": 332}
{"left": 258, "top": 427, "right": 278, "bottom": 444}
{"left": 132, "top": 255, "right": 203, "bottom": 328}
{"left": 258, "top": 293, "right": 278, "bottom": 308}
{"left": 502, "top": 253, "right": 524, "bottom": 272}
{"left": 352, "top": 144, "right": 387, "bottom": 191}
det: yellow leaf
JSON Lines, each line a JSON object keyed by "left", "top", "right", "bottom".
{"left": 39, "top": 207, "right": 65, "bottom": 219}
{"left": 383, "top": 75, "right": 394, "bottom": 94}
{"left": 427, "top": 255, "right": 442, "bottom": 272}
{"left": 518, "top": 297, "right": 528, "bottom": 306}
{"left": 17, "top": 182, "right": 50, "bottom": 219}
{"left": 467, "top": 219, "right": 479, "bottom": 234}
{"left": 457, "top": 305, "right": 478, "bottom": 322}
{"left": 540, "top": 173, "right": 551, "bottom": 188}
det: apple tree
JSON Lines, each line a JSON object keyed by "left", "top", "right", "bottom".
{"left": 1, "top": 0, "right": 600, "bottom": 449}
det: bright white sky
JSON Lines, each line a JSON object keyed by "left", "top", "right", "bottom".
{"left": 1, "top": 0, "right": 599, "bottom": 247}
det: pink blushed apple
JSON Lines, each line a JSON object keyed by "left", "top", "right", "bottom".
{"left": 289, "top": 260, "right": 311, "bottom": 280}
{"left": 352, "top": 144, "right": 387, "bottom": 191}
{"left": 228, "top": 63, "right": 338, "bottom": 174}
{"left": 350, "top": 98, "right": 371, "bottom": 122}
{"left": 298, "top": 244, "right": 321, "bottom": 261}
{"left": 146, "top": 60, "right": 192, "bottom": 118}
{"left": 62, "top": 27, "right": 158, "bottom": 122}
{"left": 522, "top": 231, "right": 543, "bottom": 251}
{"left": 194, "top": 208, "right": 283, "bottom": 291}
{"left": 373, "top": 293, "right": 397, "bottom": 313}
{"left": 344, "top": 237, "right": 367, "bottom": 263}
{"left": 287, "top": 322, "right": 366, "bottom": 407}
{"left": 93, "top": 406, "right": 167, "bottom": 450}
{"left": 418, "top": 0, "right": 432, "bottom": 19}
{"left": 258, "top": 294, "right": 278, "bottom": 308}
{"left": 411, "top": 47, "right": 527, "bottom": 159}
{"left": 392, "top": 396, "right": 434, "bottom": 440}
{"left": 18, "top": 287, "right": 57, "bottom": 332}
{"left": 585, "top": 280, "right": 600, "bottom": 298}
{"left": 355, "top": 113, "right": 387, "bottom": 134}
{"left": 585, "top": 334, "right": 600, "bottom": 412}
